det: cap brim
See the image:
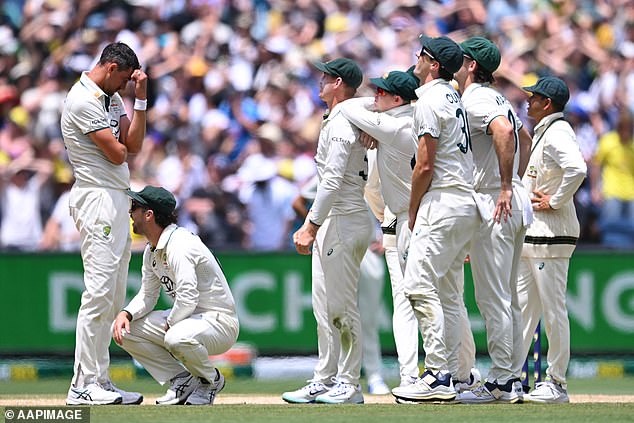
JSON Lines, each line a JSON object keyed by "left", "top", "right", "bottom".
{"left": 125, "top": 188, "right": 148, "bottom": 206}
{"left": 418, "top": 35, "right": 432, "bottom": 49}
{"left": 369, "top": 77, "right": 392, "bottom": 92}
{"left": 313, "top": 61, "right": 331, "bottom": 75}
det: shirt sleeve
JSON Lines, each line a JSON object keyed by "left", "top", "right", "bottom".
{"left": 68, "top": 96, "right": 109, "bottom": 135}
{"left": 309, "top": 118, "right": 357, "bottom": 225}
{"left": 544, "top": 127, "right": 587, "bottom": 209}
{"left": 339, "top": 97, "right": 406, "bottom": 146}
{"left": 124, "top": 247, "right": 162, "bottom": 320}
{"left": 414, "top": 98, "right": 440, "bottom": 139}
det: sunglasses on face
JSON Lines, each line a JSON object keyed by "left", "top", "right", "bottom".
{"left": 376, "top": 87, "right": 391, "bottom": 96}
{"left": 130, "top": 200, "right": 144, "bottom": 211}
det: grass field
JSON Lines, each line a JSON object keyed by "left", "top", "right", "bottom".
{"left": 2, "top": 377, "right": 634, "bottom": 423}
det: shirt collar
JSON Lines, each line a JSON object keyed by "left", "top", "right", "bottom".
{"left": 154, "top": 224, "right": 179, "bottom": 251}
{"left": 79, "top": 72, "right": 109, "bottom": 110}
{"left": 415, "top": 78, "right": 449, "bottom": 98}
{"left": 534, "top": 112, "right": 565, "bottom": 131}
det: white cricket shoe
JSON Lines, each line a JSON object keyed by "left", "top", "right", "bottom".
{"left": 525, "top": 379, "right": 569, "bottom": 404}
{"left": 392, "top": 370, "right": 456, "bottom": 402}
{"left": 282, "top": 381, "right": 332, "bottom": 404}
{"left": 184, "top": 369, "right": 225, "bottom": 405}
{"left": 156, "top": 371, "right": 200, "bottom": 405}
{"left": 457, "top": 379, "right": 522, "bottom": 404}
{"left": 66, "top": 383, "right": 122, "bottom": 405}
{"left": 454, "top": 367, "right": 482, "bottom": 393}
{"left": 399, "top": 376, "right": 418, "bottom": 387}
{"left": 315, "top": 382, "right": 364, "bottom": 404}
{"left": 367, "top": 375, "right": 390, "bottom": 395}
{"left": 100, "top": 380, "right": 143, "bottom": 405}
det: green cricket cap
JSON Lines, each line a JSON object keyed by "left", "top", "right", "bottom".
{"left": 313, "top": 58, "right": 363, "bottom": 89}
{"left": 418, "top": 35, "right": 463, "bottom": 74}
{"left": 126, "top": 186, "right": 176, "bottom": 215}
{"left": 460, "top": 36, "right": 501, "bottom": 73}
{"left": 370, "top": 70, "right": 419, "bottom": 101}
{"left": 523, "top": 76, "right": 570, "bottom": 107}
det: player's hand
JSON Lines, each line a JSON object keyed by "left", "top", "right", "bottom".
{"left": 293, "top": 224, "right": 316, "bottom": 255}
{"left": 359, "top": 132, "right": 378, "bottom": 150}
{"left": 493, "top": 188, "right": 513, "bottom": 223}
{"left": 113, "top": 312, "right": 131, "bottom": 346}
{"left": 531, "top": 190, "right": 553, "bottom": 211}
{"left": 131, "top": 68, "right": 148, "bottom": 100}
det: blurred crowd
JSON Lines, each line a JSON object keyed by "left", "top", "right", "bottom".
{"left": 1, "top": 0, "right": 634, "bottom": 252}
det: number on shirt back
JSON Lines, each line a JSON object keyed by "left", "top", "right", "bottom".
{"left": 455, "top": 107, "right": 472, "bottom": 153}
{"left": 508, "top": 110, "right": 519, "bottom": 153}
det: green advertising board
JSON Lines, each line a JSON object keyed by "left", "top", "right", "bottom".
{"left": 0, "top": 250, "right": 633, "bottom": 354}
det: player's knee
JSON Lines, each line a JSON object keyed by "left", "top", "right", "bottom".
{"left": 163, "top": 331, "right": 186, "bottom": 352}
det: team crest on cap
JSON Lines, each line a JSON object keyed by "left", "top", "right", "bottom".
{"left": 382, "top": 72, "right": 389, "bottom": 79}
{"left": 103, "top": 226, "right": 111, "bottom": 237}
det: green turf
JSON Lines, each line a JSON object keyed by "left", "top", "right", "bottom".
{"left": 2, "top": 377, "right": 634, "bottom": 423}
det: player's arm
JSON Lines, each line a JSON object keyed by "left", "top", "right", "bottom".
{"left": 88, "top": 128, "right": 129, "bottom": 165}
{"left": 489, "top": 115, "right": 515, "bottom": 223}
{"left": 118, "top": 68, "right": 148, "bottom": 155}
{"left": 340, "top": 97, "right": 403, "bottom": 145}
{"left": 409, "top": 133, "right": 436, "bottom": 230}
{"left": 517, "top": 126, "right": 532, "bottom": 178}
{"left": 533, "top": 128, "right": 587, "bottom": 210}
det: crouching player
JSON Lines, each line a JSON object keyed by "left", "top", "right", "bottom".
{"left": 113, "top": 186, "right": 239, "bottom": 405}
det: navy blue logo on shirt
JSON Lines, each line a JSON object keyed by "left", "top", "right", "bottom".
{"left": 161, "top": 276, "right": 176, "bottom": 298}
{"left": 538, "top": 262, "right": 545, "bottom": 270}
{"left": 327, "top": 248, "right": 334, "bottom": 256}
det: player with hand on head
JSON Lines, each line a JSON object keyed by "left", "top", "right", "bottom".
{"left": 338, "top": 70, "right": 421, "bottom": 388}
{"left": 517, "top": 76, "right": 586, "bottom": 404}
{"left": 283, "top": 58, "right": 372, "bottom": 405}
{"left": 453, "top": 36, "right": 533, "bottom": 404}
{"left": 62, "top": 42, "right": 147, "bottom": 405}
{"left": 113, "top": 186, "right": 239, "bottom": 406}
{"left": 391, "top": 35, "right": 483, "bottom": 403}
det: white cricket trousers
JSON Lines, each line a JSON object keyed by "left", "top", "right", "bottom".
{"left": 357, "top": 248, "right": 385, "bottom": 381}
{"left": 403, "top": 189, "right": 480, "bottom": 376}
{"left": 517, "top": 257, "right": 571, "bottom": 385}
{"left": 69, "top": 186, "right": 131, "bottom": 387}
{"left": 312, "top": 212, "right": 372, "bottom": 385}
{"left": 383, "top": 234, "right": 420, "bottom": 382}
{"left": 469, "top": 189, "right": 526, "bottom": 384}
{"left": 119, "top": 310, "right": 239, "bottom": 384}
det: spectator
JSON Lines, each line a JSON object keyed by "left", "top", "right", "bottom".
{"left": 591, "top": 107, "right": 634, "bottom": 248}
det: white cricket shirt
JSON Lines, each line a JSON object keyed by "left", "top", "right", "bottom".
{"left": 413, "top": 79, "right": 474, "bottom": 191}
{"left": 61, "top": 72, "right": 130, "bottom": 189}
{"left": 309, "top": 101, "right": 368, "bottom": 225}
{"left": 462, "top": 83, "right": 523, "bottom": 191}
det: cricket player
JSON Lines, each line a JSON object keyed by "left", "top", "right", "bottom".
{"left": 338, "top": 70, "right": 421, "bottom": 387}
{"left": 113, "top": 186, "right": 239, "bottom": 405}
{"left": 391, "top": 35, "right": 482, "bottom": 403}
{"left": 283, "top": 58, "right": 372, "bottom": 404}
{"left": 453, "top": 37, "right": 534, "bottom": 404}
{"left": 62, "top": 42, "right": 146, "bottom": 405}
{"left": 518, "top": 76, "right": 586, "bottom": 403}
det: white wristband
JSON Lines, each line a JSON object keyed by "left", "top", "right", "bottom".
{"left": 134, "top": 98, "right": 147, "bottom": 111}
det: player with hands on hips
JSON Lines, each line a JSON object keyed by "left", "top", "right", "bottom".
{"left": 452, "top": 36, "right": 534, "bottom": 404}
{"left": 517, "top": 77, "right": 586, "bottom": 404}
{"left": 284, "top": 58, "right": 372, "bottom": 405}
{"left": 62, "top": 42, "right": 147, "bottom": 406}
{"left": 391, "top": 35, "right": 483, "bottom": 404}
{"left": 113, "top": 186, "right": 239, "bottom": 406}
